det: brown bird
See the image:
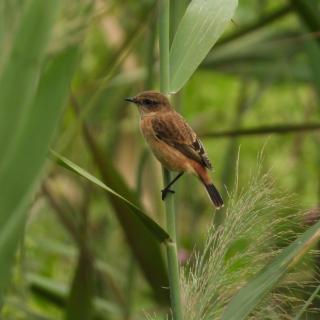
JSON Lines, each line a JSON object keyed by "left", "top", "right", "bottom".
{"left": 125, "top": 91, "right": 224, "bottom": 209}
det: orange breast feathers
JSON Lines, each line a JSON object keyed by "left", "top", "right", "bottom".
{"left": 140, "top": 115, "right": 196, "bottom": 173}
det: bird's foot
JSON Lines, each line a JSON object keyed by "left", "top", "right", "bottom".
{"left": 161, "top": 188, "right": 175, "bottom": 200}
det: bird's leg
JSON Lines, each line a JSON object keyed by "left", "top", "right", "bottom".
{"left": 161, "top": 172, "right": 184, "bottom": 200}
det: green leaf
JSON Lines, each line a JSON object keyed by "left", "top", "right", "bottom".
{"left": 51, "top": 149, "right": 170, "bottom": 303}
{"left": 169, "top": 0, "right": 238, "bottom": 93}
{"left": 222, "top": 220, "right": 320, "bottom": 320}
{"left": 0, "top": 46, "right": 79, "bottom": 296}
{"left": 0, "top": 0, "right": 62, "bottom": 164}
{"left": 0, "top": 0, "right": 77, "bottom": 300}
{"left": 79, "top": 136, "right": 171, "bottom": 303}
{"left": 51, "top": 150, "right": 170, "bottom": 244}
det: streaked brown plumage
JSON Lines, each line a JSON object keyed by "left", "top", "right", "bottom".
{"left": 125, "top": 91, "right": 223, "bottom": 209}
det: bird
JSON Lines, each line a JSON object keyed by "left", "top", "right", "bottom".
{"left": 125, "top": 91, "right": 224, "bottom": 209}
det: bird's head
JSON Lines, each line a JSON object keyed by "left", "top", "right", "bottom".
{"left": 125, "top": 91, "right": 171, "bottom": 115}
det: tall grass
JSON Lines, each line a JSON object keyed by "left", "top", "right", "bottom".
{"left": 158, "top": 0, "right": 183, "bottom": 319}
{"left": 181, "top": 166, "right": 296, "bottom": 319}
{"left": 2, "top": 1, "right": 320, "bottom": 318}
{"left": 148, "top": 161, "right": 319, "bottom": 319}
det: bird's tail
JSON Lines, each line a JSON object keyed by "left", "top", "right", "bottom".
{"left": 204, "top": 183, "right": 224, "bottom": 209}
{"left": 195, "top": 164, "right": 224, "bottom": 209}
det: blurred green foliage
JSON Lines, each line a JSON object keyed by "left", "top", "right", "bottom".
{"left": 1, "top": 0, "right": 320, "bottom": 319}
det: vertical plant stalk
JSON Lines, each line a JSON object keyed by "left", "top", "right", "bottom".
{"left": 170, "top": 0, "right": 187, "bottom": 44}
{"left": 159, "top": 0, "right": 170, "bottom": 94}
{"left": 158, "top": 1, "right": 183, "bottom": 319}
{"left": 163, "top": 169, "right": 183, "bottom": 320}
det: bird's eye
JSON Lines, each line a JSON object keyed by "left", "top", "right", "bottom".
{"left": 143, "top": 98, "right": 154, "bottom": 106}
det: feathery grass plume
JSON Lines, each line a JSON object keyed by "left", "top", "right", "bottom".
{"left": 145, "top": 160, "right": 320, "bottom": 320}
{"left": 180, "top": 163, "right": 308, "bottom": 320}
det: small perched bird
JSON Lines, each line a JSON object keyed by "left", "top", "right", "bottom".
{"left": 125, "top": 91, "right": 224, "bottom": 209}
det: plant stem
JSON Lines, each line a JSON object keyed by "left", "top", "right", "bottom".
{"left": 159, "top": 1, "right": 182, "bottom": 319}
{"left": 159, "top": 0, "right": 170, "bottom": 95}
{"left": 163, "top": 169, "right": 183, "bottom": 320}
{"left": 170, "top": 0, "right": 187, "bottom": 43}
{"left": 201, "top": 122, "right": 320, "bottom": 138}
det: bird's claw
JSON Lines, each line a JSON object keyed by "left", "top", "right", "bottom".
{"left": 161, "top": 188, "right": 175, "bottom": 200}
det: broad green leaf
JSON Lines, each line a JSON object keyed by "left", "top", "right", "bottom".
{"left": 0, "top": 0, "right": 61, "bottom": 166}
{"left": 51, "top": 150, "right": 170, "bottom": 243}
{"left": 169, "top": 0, "right": 238, "bottom": 93}
{"left": 0, "top": 0, "right": 26, "bottom": 70}
{"left": 0, "top": 41, "right": 79, "bottom": 301}
{"left": 66, "top": 250, "right": 95, "bottom": 320}
{"left": 52, "top": 149, "right": 170, "bottom": 303}
{"left": 222, "top": 220, "right": 320, "bottom": 320}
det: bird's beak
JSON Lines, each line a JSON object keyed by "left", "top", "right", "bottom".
{"left": 125, "top": 97, "right": 135, "bottom": 103}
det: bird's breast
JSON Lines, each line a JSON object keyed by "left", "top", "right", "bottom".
{"left": 140, "top": 116, "right": 194, "bottom": 173}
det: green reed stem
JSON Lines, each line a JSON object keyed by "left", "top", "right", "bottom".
{"left": 159, "top": 0, "right": 170, "bottom": 94}
{"left": 163, "top": 169, "right": 183, "bottom": 320}
{"left": 159, "top": 1, "right": 182, "bottom": 319}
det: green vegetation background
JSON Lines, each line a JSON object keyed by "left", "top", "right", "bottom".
{"left": 1, "top": 0, "right": 320, "bottom": 319}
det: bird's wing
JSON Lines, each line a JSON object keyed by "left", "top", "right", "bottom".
{"left": 151, "top": 112, "right": 212, "bottom": 169}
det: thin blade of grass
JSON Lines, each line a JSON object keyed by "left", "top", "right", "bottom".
{"left": 73, "top": 107, "right": 170, "bottom": 304}
{"left": 51, "top": 150, "right": 170, "bottom": 243}
{"left": 222, "top": 220, "right": 320, "bottom": 320}
{"left": 96, "top": 157, "right": 170, "bottom": 304}
{"left": 293, "top": 283, "right": 320, "bottom": 320}
{"left": 169, "top": 0, "right": 238, "bottom": 93}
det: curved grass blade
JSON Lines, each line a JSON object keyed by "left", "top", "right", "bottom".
{"left": 169, "top": 0, "right": 238, "bottom": 93}
{"left": 50, "top": 150, "right": 170, "bottom": 243}
{"left": 68, "top": 126, "right": 170, "bottom": 303}
{"left": 222, "top": 220, "right": 320, "bottom": 320}
{"left": 293, "top": 283, "right": 320, "bottom": 320}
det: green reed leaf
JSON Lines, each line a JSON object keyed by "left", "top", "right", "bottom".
{"left": 169, "top": 0, "right": 238, "bottom": 93}
{"left": 0, "top": 0, "right": 78, "bottom": 302}
{"left": 51, "top": 150, "right": 171, "bottom": 243}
